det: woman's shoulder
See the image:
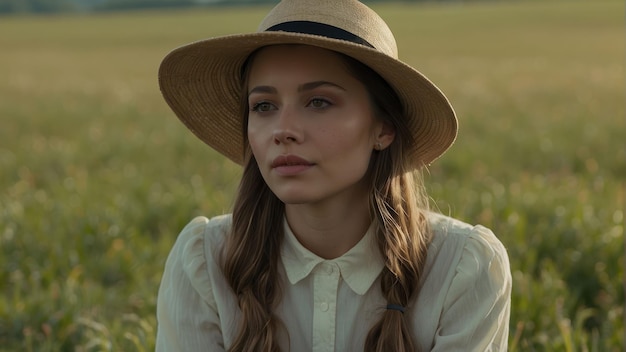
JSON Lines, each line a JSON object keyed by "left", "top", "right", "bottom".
{"left": 427, "top": 212, "right": 507, "bottom": 256}
{"left": 424, "top": 212, "right": 510, "bottom": 280}
{"left": 175, "top": 214, "right": 233, "bottom": 250}
{"left": 180, "top": 213, "right": 233, "bottom": 234}
{"left": 163, "top": 214, "right": 233, "bottom": 304}
{"left": 416, "top": 213, "right": 512, "bottom": 350}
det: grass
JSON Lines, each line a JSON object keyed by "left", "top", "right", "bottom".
{"left": 0, "top": 0, "right": 623, "bottom": 350}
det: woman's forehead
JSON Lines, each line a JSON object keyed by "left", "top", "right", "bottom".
{"left": 247, "top": 45, "right": 357, "bottom": 86}
{"left": 255, "top": 45, "right": 350, "bottom": 69}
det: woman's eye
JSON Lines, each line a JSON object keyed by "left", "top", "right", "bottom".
{"left": 308, "top": 98, "right": 331, "bottom": 109}
{"left": 251, "top": 101, "right": 275, "bottom": 113}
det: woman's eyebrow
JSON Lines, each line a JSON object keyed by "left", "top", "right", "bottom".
{"left": 248, "top": 85, "right": 276, "bottom": 96}
{"left": 298, "top": 81, "right": 346, "bottom": 92}
{"left": 248, "top": 81, "right": 346, "bottom": 97}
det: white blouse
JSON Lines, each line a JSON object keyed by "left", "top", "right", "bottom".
{"left": 156, "top": 212, "right": 511, "bottom": 351}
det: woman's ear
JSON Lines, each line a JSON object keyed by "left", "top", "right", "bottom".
{"left": 375, "top": 121, "right": 396, "bottom": 150}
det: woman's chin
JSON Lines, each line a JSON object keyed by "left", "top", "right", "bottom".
{"left": 274, "top": 193, "right": 315, "bottom": 205}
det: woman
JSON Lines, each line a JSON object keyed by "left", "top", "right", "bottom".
{"left": 156, "top": 1, "right": 511, "bottom": 351}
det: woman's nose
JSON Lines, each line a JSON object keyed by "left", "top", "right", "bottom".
{"left": 273, "top": 106, "right": 303, "bottom": 145}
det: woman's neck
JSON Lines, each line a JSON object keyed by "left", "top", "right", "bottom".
{"left": 284, "top": 195, "right": 372, "bottom": 260}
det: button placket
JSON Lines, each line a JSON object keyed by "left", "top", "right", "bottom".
{"left": 312, "top": 262, "right": 340, "bottom": 352}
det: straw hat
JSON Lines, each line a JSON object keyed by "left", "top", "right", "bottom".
{"left": 159, "top": 0, "right": 457, "bottom": 167}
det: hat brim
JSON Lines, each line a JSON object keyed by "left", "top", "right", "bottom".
{"left": 159, "top": 31, "right": 457, "bottom": 167}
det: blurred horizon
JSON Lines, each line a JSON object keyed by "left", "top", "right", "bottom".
{"left": 0, "top": 0, "right": 602, "bottom": 16}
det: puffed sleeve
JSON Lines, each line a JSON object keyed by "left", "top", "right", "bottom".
{"left": 156, "top": 216, "right": 225, "bottom": 352}
{"left": 432, "top": 225, "right": 512, "bottom": 351}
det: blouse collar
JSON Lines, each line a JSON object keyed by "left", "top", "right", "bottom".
{"left": 280, "top": 218, "right": 384, "bottom": 295}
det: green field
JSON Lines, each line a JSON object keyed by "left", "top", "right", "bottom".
{"left": 0, "top": 0, "right": 623, "bottom": 350}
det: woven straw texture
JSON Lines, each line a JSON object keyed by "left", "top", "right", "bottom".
{"left": 159, "top": 0, "right": 457, "bottom": 167}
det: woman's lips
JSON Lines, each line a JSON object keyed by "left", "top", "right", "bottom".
{"left": 271, "top": 155, "right": 315, "bottom": 176}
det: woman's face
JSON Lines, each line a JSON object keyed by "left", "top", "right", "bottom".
{"left": 246, "top": 45, "right": 390, "bottom": 206}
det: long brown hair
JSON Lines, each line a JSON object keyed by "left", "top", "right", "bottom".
{"left": 222, "top": 46, "right": 431, "bottom": 352}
